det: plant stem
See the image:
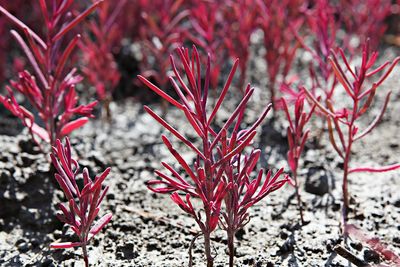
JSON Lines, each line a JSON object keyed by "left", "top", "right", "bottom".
{"left": 204, "top": 231, "right": 213, "bottom": 267}
{"left": 188, "top": 233, "right": 201, "bottom": 267}
{"left": 82, "top": 243, "right": 89, "bottom": 267}
{"left": 342, "top": 118, "right": 355, "bottom": 237}
{"left": 342, "top": 148, "right": 351, "bottom": 236}
{"left": 227, "top": 229, "right": 235, "bottom": 267}
{"left": 269, "top": 79, "right": 276, "bottom": 118}
{"left": 293, "top": 170, "right": 305, "bottom": 225}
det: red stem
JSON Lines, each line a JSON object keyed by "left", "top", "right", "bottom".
{"left": 203, "top": 228, "right": 213, "bottom": 267}
{"left": 82, "top": 243, "right": 89, "bottom": 267}
{"left": 342, "top": 146, "right": 351, "bottom": 236}
{"left": 342, "top": 100, "right": 356, "bottom": 235}
{"left": 292, "top": 170, "right": 305, "bottom": 225}
{"left": 227, "top": 229, "right": 235, "bottom": 267}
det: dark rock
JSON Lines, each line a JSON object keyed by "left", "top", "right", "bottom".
{"left": 53, "top": 230, "right": 63, "bottom": 240}
{"left": 350, "top": 241, "right": 363, "bottom": 251}
{"left": 332, "top": 203, "right": 341, "bottom": 212}
{"left": 305, "top": 167, "right": 330, "bottom": 196}
{"left": 30, "top": 238, "right": 40, "bottom": 248}
{"left": 278, "top": 237, "right": 295, "bottom": 254}
{"left": 20, "top": 207, "right": 40, "bottom": 225}
{"left": 235, "top": 228, "right": 246, "bottom": 240}
{"left": 89, "top": 151, "right": 107, "bottom": 168}
{"left": 117, "top": 241, "right": 138, "bottom": 259}
{"left": 389, "top": 142, "right": 398, "bottom": 148}
{"left": 17, "top": 241, "right": 29, "bottom": 252}
{"left": 19, "top": 153, "right": 36, "bottom": 167}
{"left": 170, "top": 241, "right": 182, "bottom": 248}
{"left": 280, "top": 230, "right": 289, "bottom": 240}
{"left": 371, "top": 210, "right": 384, "bottom": 218}
{"left": 41, "top": 258, "right": 55, "bottom": 267}
{"left": 0, "top": 170, "right": 11, "bottom": 185}
{"left": 0, "top": 199, "right": 21, "bottom": 218}
{"left": 119, "top": 221, "right": 136, "bottom": 231}
{"left": 364, "top": 249, "right": 381, "bottom": 263}
{"left": 242, "top": 256, "right": 255, "bottom": 265}
{"left": 18, "top": 138, "right": 40, "bottom": 154}
{"left": 106, "top": 193, "right": 116, "bottom": 200}
{"left": 146, "top": 241, "right": 158, "bottom": 251}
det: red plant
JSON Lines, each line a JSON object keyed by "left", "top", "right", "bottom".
{"left": 0, "top": 0, "right": 42, "bottom": 83}
{"left": 138, "top": 46, "right": 288, "bottom": 267}
{"left": 79, "top": 0, "right": 125, "bottom": 119}
{"left": 338, "top": 0, "right": 393, "bottom": 50}
{"left": 220, "top": 140, "right": 289, "bottom": 267}
{"left": 223, "top": 0, "right": 258, "bottom": 91}
{"left": 0, "top": 1, "right": 101, "bottom": 147}
{"left": 303, "top": 41, "right": 400, "bottom": 234}
{"left": 50, "top": 137, "right": 112, "bottom": 267}
{"left": 186, "top": 0, "right": 225, "bottom": 90}
{"left": 256, "top": 0, "right": 304, "bottom": 107}
{"left": 138, "top": 0, "right": 188, "bottom": 90}
{"left": 281, "top": 90, "right": 315, "bottom": 225}
{"left": 294, "top": 0, "right": 340, "bottom": 104}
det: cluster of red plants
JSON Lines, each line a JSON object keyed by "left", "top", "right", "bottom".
{"left": 1, "top": 0, "right": 396, "bottom": 111}
{"left": 79, "top": 0, "right": 125, "bottom": 119}
{"left": 0, "top": 0, "right": 399, "bottom": 266}
{"left": 140, "top": 46, "right": 289, "bottom": 267}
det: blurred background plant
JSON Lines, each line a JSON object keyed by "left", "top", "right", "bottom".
{"left": 0, "top": 0, "right": 398, "bottom": 110}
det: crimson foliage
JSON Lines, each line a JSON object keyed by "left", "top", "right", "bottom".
{"left": 139, "top": 46, "right": 289, "bottom": 267}
{"left": 138, "top": 0, "right": 188, "bottom": 90}
{"left": 50, "top": 137, "right": 112, "bottom": 267}
{"left": 303, "top": 41, "right": 400, "bottom": 233}
{"left": 281, "top": 91, "right": 315, "bottom": 224}
{"left": 0, "top": 1, "right": 100, "bottom": 147}
{"left": 80, "top": 0, "right": 124, "bottom": 112}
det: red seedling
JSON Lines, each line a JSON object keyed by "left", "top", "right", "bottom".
{"left": 50, "top": 137, "right": 112, "bottom": 267}
{"left": 80, "top": 0, "right": 125, "bottom": 119}
{"left": 281, "top": 90, "right": 315, "bottom": 225}
{"left": 0, "top": 1, "right": 100, "bottom": 147}
{"left": 338, "top": 0, "right": 393, "bottom": 50}
{"left": 294, "top": 0, "right": 340, "bottom": 105}
{"left": 303, "top": 41, "right": 400, "bottom": 234}
{"left": 186, "top": 0, "right": 225, "bottom": 90}
{"left": 139, "top": 46, "right": 288, "bottom": 266}
{"left": 138, "top": 0, "right": 188, "bottom": 90}
{"left": 223, "top": 0, "right": 258, "bottom": 91}
{"left": 256, "top": 0, "right": 304, "bottom": 108}
{"left": 220, "top": 142, "right": 289, "bottom": 266}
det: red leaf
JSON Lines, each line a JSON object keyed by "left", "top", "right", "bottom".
{"left": 60, "top": 117, "right": 89, "bottom": 137}
{"left": 89, "top": 213, "right": 112, "bottom": 238}
{"left": 50, "top": 242, "right": 81, "bottom": 249}
{"left": 91, "top": 167, "right": 111, "bottom": 192}
{"left": 30, "top": 122, "right": 50, "bottom": 143}
{"left": 349, "top": 163, "right": 400, "bottom": 174}
{"left": 52, "top": 0, "right": 104, "bottom": 42}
